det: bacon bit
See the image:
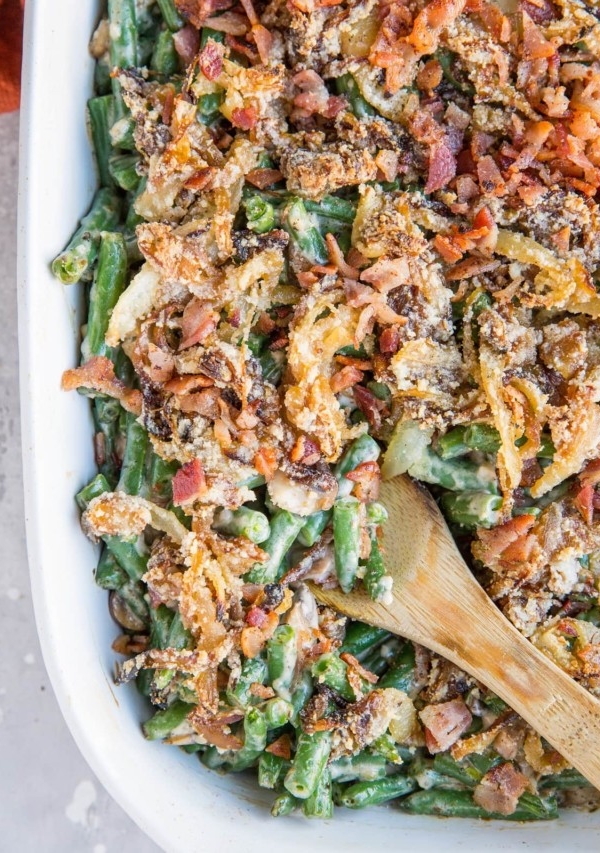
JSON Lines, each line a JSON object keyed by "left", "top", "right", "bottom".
{"left": 310, "top": 263, "right": 337, "bottom": 276}
{"left": 476, "top": 514, "right": 537, "bottom": 562}
{"left": 347, "top": 248, "right": 368, "bottom": 269}
{"left": 551, "top": 226, "right": 571, "bottom": 254}
{"left": 575, "top": 483, "right": 595, "bottom": 526}
{"left": 522, "top": 0, "right": 558, "bottom": 24}
{"left": 266, "top": 733, "right": 292, "bottom": 760}
{"left": 61, "top": 356, "right": 142, "bottom": 415}
{"left": 417, "top": 58, "right": 443, "bottom": 92}
{"left": 379, "top": 326, "right": 400, "bottom": 354}
{"left": 246, "top": 605, "right": 268, "bottom": 628}
{"left": 241, "top": 583, "right": 262, "bottom": 603}
{"left": 354, "top": 385, "right": 384, "bottom": 430}
{"left": 434, "top": 234, "right": 463, "bottom": 264}
{"left": 335, "top": 355, "right": 373, "bottom": 371}
{"left": 346, "top": 460, "right": 381, "bottom": 502}
{"left": 162, "top": 86, "right": 176, "bottom": 126}
{"left": 580, "top": 459, "right": 600, "bottom": 487}
{"left": 420, "top": 698, "right": 473, "bottom": 754}
{"left": 290, "top": 435, "right": 321, "bottom": 466}
{"left": 172, "top": 458, "right": 207, "bottom": 505}
{"left": 183, "top": 167, "right": 216, "bottom": 191}
{"left": 241, "top": 625, "right": 266, "bottom": 658}
{"left": 330, "top": 365, "right": 364, "bottom": 394}
{"left": 180, "top": 388, "right": 221, "bottom": 417}
{"left": 477, "top": 155, "right": 505, "bottom": 196}
{"left": 188, "top": 709, "right": 244, "bottom": 750}
{"left": 251, "top": 24, "right": 273, "bottom": 64}
{"left": 198, "top": 39, "right": 224, "bottom": 80}
{"left": 296, "top": 271, "right": 318, "bottom": 288}
{"left": 566, "top": 178, "right": 598, "bottom": 198}
{"left": 213, "top": 417, "right": 232, "bottom": 448}
{"left": 473, "top": 0, "right": 511, "bottom": 42}
{"left": 238, "top": 0, "right": 258, "bottom": 24}
{"left": 407, "top": 0, "right": 467, "bottom": 55}
{"left": 325, "top": 233, "right": 359, "bottom": 280}
{"left": 473, "top": 762, "right": 529, "bottom": 816}
{"left": 202, "top": 12, "right": 248, "bottom": 35}
{"left": 425, "top": 141, "right": 457, "bottom": 193}
{"left": 254, "top": 446, "right": 278, "bottom": 480}
{"left": 165, "top": 374, "right": 214, "bottom": 394}
{"left": 340, "top": 652, "right": 379, "bottom": 684}
{"left": 245, "top": 168, "right": 283, "bottom": 189}
{"left": 293, "top": 69, "right": 345, "bottom": 119}
{"left": 179, "top": 300, "right": 219, "bottom": 350}
{"left": 231, "top": 106, "right": 257, "bottom": 130}
{"left": 445, "top": 257, "right": 500, "bottom": 281}
{"left": 522, "top": 11, "right": 556, "bottom": 61}
{"left": 172, "top": 24, "right": 200, "bottom": 65}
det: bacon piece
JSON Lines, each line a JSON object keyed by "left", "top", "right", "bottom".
{"left": 202, "top": 12, "right": 248, "bottom": 34}
{"left": 345, "top": 460, "right": 381, "bottom": 502}
{"left": 251, "top": 24, "right": 273, "bottom": 64}
{"left": 188, "top": 708, "right": 244, "bottom": 751}
{"left": 184, "top": 167, "right": 217, "bottom": 191}
{"left": 245, "top": 168, "right": 283, "bottom": 189}
{"left": 354, "top": 385, "right": 384, "bottom": 431}
{"left": 330, "top": 365, "right": 364, "bottom": 393}
{"left": 579, "top": 459, "right": 600, "bottom": 487}
{"left": 293, "top": 70, "right": 345, "bottom": 119}
{"left": 172, "top": 24, "right": 200, "bottom": 65}
{"left": 477, "top": 155, "right": 505, "bottom": 195}
{"left": 172, "top": 458, "right": 207, "bottom": 505}
{"left": 379, "top": 326, "right": 400, "bottom": 354}
{"left": 521, "top": 0, "right": 558, "bottom": 24}
{"left": 340, "top": 652, "right": 379, "bottom": 684}
{"left": 522, "top": 11, "right": 555, "bottom": 61}
{"left": 179, "top": 299, "right": 219, "bottom": 350}
{"left": 445, "top": 258, "right": 500, "bottom": 281}
{"left": 198, "top": 39, "right": 224, "bottom": 80}
{"left": 473, "top": 762, "right": 529, "bottom": 816}
{"left": 61, "top": 356, "right": 142, "bottom": 414}
{"left": 254, "top": 447, "right": 278, "bottom": 479}
{"left": 231, "top": 106, "right": 257, "bottom": 130}
{"left": 266, "top": 733, "right": 292, "bottom": 759}
{"left": 419, "top": 698, "right": 473, "bottom": 753}
{"left": 575, "top": 483, "right": 595, "bottom": 526}
{"left": 246, "top": 605, "right": 268, "bottom": 628}
{"left": 475, "top": 514, "right": 536, "bottom": 563}
{"left": 425, "top": 141, "right": 457, "bottom": 193}
{"left": 434, "top": 235, "right": 463, "bottom": 263}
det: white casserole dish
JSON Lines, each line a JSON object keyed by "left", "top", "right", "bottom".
{"left": 16, "top": 1, "right": 600, "bottom": 849}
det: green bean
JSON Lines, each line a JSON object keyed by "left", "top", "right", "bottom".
{"left": 303, "top": 769, "right": 333, "bottom": 819}
{"left": 540, "top": 769, "right": 592, "bottom": 790}
{"left": 284, "top": 731, "right": 332, "bottom": 799}
{"left": 335, "top": 434, "right": 381, "bottom": 497}
{"left": 311, "top": 653, "right": 355, "bottom": 701}
{"left": 213, "top": 507, "right": 271, "bottom": 544}
{"left": 436, "top": 426, "right": 468, "bottom": 460}
{"left": 271, "top": 791, "right": 298, "bottom": 817}
{"left": 148, "top": 453, "right": 179, "bottom": 504}
{"left": 333, "top": 497, "right": 361, "bottom": 593}
{"left": 464, "top": 423, "right": 501, "bottom": 454}
{"left": 151, "top": 27, "right": 180, "bottom": 76}
{"left": 258, "top": 753, "right": 289, "bottom": 789}
{"left": 76, "top": 473, "right": 112, "bottom": 511}
{"left": 297, "top": 510, "right": 332, "bottom": 547}
{"left": 335, "top": 74, "right": 376, "bottom": 119}
{"left": 264, "top": 697, "right": 294, "bottom": 729}
{"left": 432, "top": 752, "right": 500, "bottom": 787}
{"left": 168, "top": 612, "right": 193, "bottom": 650}
{"left": 104, "top": 535, "right": 148, "bottom": 581}
{"left": 282, "top": 199, "right": 328, "bottom": 266}
{"left": 436, "top": 49, "right": 474, "bottom": 95}
{"left": 246, "top": 510, "right": 305, "bottom": 583}
{"left": 268, "top": 625, "right": 298, "bottom": 701}
{"left": 340, "top": 622, "right": 390, "bottom": 659}
{"left": 88, "top": 95, "right": 116, "bottom": 188}
{"left": 400, "top": 789, "right": 558, "bottom": 820}
{"left": 143, "top": 700, "right": 191, "bottom": 740}
{"left": 412, "top": 448, "right": 498, "bottom": 493}
{"left": 329, "top": 753, "right": 387, "bottom": 783}
{"left": 198, "top": 92, "right": 225, "bottom": 125}
{"left": 116, "top": 413, "right": 148, "bottom": 496}
{"left": 365, "top": 501, "right": 388, "bottom": 525}
{"left": 363, "top": 530, "right": 392, "bottom": 603}
{"left": 341, "top": 774, "right": 417, "bottom": 809}
{"left": 149, "top": 603, "right": 174, "bottom": 649}
{"left": 359, "top": 637, "right": 402, "bottom": 676}
{"left": 82, "top": 232, "right": 128, "bottom": 358}
{"left": 157, "top": 0, "right": 185, "bottom": 30}
{"left": 304, "top": 195, "right": 356, "bottom": 224}
{"left": 371, "top": 733, "right": 403, "bottom": 764}
{"left": 227, "top": 656, "right": 268, "bottom": 709}
{"left": 259, "top": 350, "right": 285, "bottom": 387}
{"left": 110, "top": 115, "right": 136, "bottom": 150}
{"left": 108, "top": 152, "right": 141, "bottom": 192}
{"left": 200, "top": 27, "right": 226, "bottom": 47}
{"left": 290, "top": 670, "right": 313, "bottom": 722}
{"left": 244, "top": 195, "right": 276, "bottom": 234}
{"left": 538, "top": 433, "right": 555, "bottom": 460}
{"left": 95, "top": 56, "right": 112, "bottom": 96}
{"left": 93, "top": 396, "right": 121, "bottom": 485}
{"left": 95, "top": 547, "right": 128, "bottom": 590}
{"left": 108, "top": 0, "right": 138, "bottom": 112}
{"left": 118, "top": 579, "right": 150, "bottom": 626}
{"left": 226, "top": 708, "right": 267, "bottom": 771}
{"left": 441, "top": 491, "right": 503, "bottom": 530}
{"left": 378, "top": 642, "right": 416, "bottom": 692}
{"left": 51, "top": 188, "right": 122, "bottom": 284}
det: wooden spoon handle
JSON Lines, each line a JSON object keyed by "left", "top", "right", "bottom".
{"left": 315, "top": 579, "right": 600, "bottom": 789}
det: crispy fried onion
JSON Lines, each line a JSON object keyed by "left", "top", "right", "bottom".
{"left": 62, "top": 356, "right": 143, "bottom": 414}
{"left": 285, "top": 290, "right": 365, "bottom": 461}
{"left": 83, "top": 492, "right": 190, "bottom": 543}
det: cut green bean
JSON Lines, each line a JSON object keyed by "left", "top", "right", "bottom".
{"left": 378, "top": 642, "right": 416, "bottom": 692}
{"left": 108, "top": 0, "right": 138, "bottom": 112}
{"left": 329, "top": 753, "right": 387, "bottom": 783}
{"left": 246, "top": 510, "right": 305, "bottom": 583}
{"left": 335, "top": 434, "right": 381, "bottom": 498}
{"left": 258, "top": 753, "right": 289, "bottom": 789}
{"left": 117, "top": 413, "right": 148, "bottom": 496}
{"left": 441, "top": 491, "right": 503, "bottom": 530}
{"left": 284, "top": 731, "right": 332, "bottom": 800}
{"left": 464, "top": 423, "right": 501, "bottom": 454}
{"left": 335, "top": 74, "right": 376, "bottom": 119}
{"left": 268, "top": 625, "right": 298, "bottom": 701}
{"left": 400, "top": 789, "right": 558, "bottom": 820}
{"left": 340, "top": 622, "right": 390, "bottom": 659}
{"left": 363, "top": 530, "right": 392, "bottom": 603}
{"left": 151, "top": 27, "right": 180, "bottom": 76}
{"left": 333, "top": 497, "right": 361, "bottom": 593}
{"left": 88, "top": 95, "right": 116, "bottom": 188}
{"left": 143, "top": 699, "right": 191, "bottom": 740}
{"left": 82, "top": 232, "right": 128, "bottom": 359}
{"left": 227, "top": 656, "right": 268, "bottom": 709}
{"left": 298, "top": 510, "right": 332, "bottom": 547}
{"left": 95, "top": 547, "right": 128, "bottom": 590}
{"left": 213, "top": 507, "right": 271, "bottom": 544}
{"left": 340, "top": 774, "right": 417, "bottom": 808}
{"left": 282, "top": 199, "right": 328, "bottom": 266}
{"left": 108, "top": 152, "right": 141, "bottom": 192}
{"left": 244, "top": 195, "right": 276, "bottom": 234}
{"left": 264, "top": 697, "right": 294, "bottom": 729}
{"left": 51, "top": 188, "right": 122, "bottom": 284}
{"left": 365, "top": 501, "right": 388, "bottom": 525}
{"left": 76, "top": 473, "right": 112, "bottom": 511}
{"left": 157, "top": 0, "right": 185, "bottom": 30}
{"left": 271, "top": 791, "right": 298, "bottom": 817}
{"left": 303, "top": 769, "right": 333, "bottom": 819}
{"left": 104, "top": 535, "right": 148, "bottom": 581}
{"left": 312, "top": 653, "right": 355, "bottom": 701}
{"left": 226, "top": 708, "right": 267, "bottom": 771}
{"left": 436, "top": 426, "right": 468, "bottom": 460}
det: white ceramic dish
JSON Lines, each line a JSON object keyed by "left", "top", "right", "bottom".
{"left": 16, "top": 2, "right": 600, "bottom": 850}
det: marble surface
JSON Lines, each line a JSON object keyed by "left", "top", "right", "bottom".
{"left": 0, "top": 111, "right": 161, "bottom": 853}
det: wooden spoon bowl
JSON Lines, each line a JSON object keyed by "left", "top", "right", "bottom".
{"left": 312, "top": 475, "right": 600, "bottom": 789}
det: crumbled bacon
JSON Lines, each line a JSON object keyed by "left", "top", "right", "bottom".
{"left": 231, "top": 106, "right": 258, "bottom": 130}
{"left": 473, "top": 762, "right": 529, "bottom": 816}
{"left": 172, "top": 24, "right": 200, "bottom": 65}
{"left": 245, "top": 168, "right": 283, "bottom": 188}
{"left": 425, "top": 142, "right": 457, "bottom": 193}
{"left": 172, "top": 458, "right": 207, "bottom": 505}
{"left": 198, "top": 39, "right": 224, "bottom": 80}
{"left": 419, "top": 698, "right": 473, "bottom": 753}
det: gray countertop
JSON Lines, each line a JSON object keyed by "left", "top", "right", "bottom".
{"left": 0, "top": 111, "right": 161, "bottom": 853}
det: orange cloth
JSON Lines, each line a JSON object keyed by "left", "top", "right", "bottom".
{"left": 0, "top": 0, "right": 24, "bottom": 113}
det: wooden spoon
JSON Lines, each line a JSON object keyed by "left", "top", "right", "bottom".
{"left": 312, "top": 475, "right": 600, "bottom": 789}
